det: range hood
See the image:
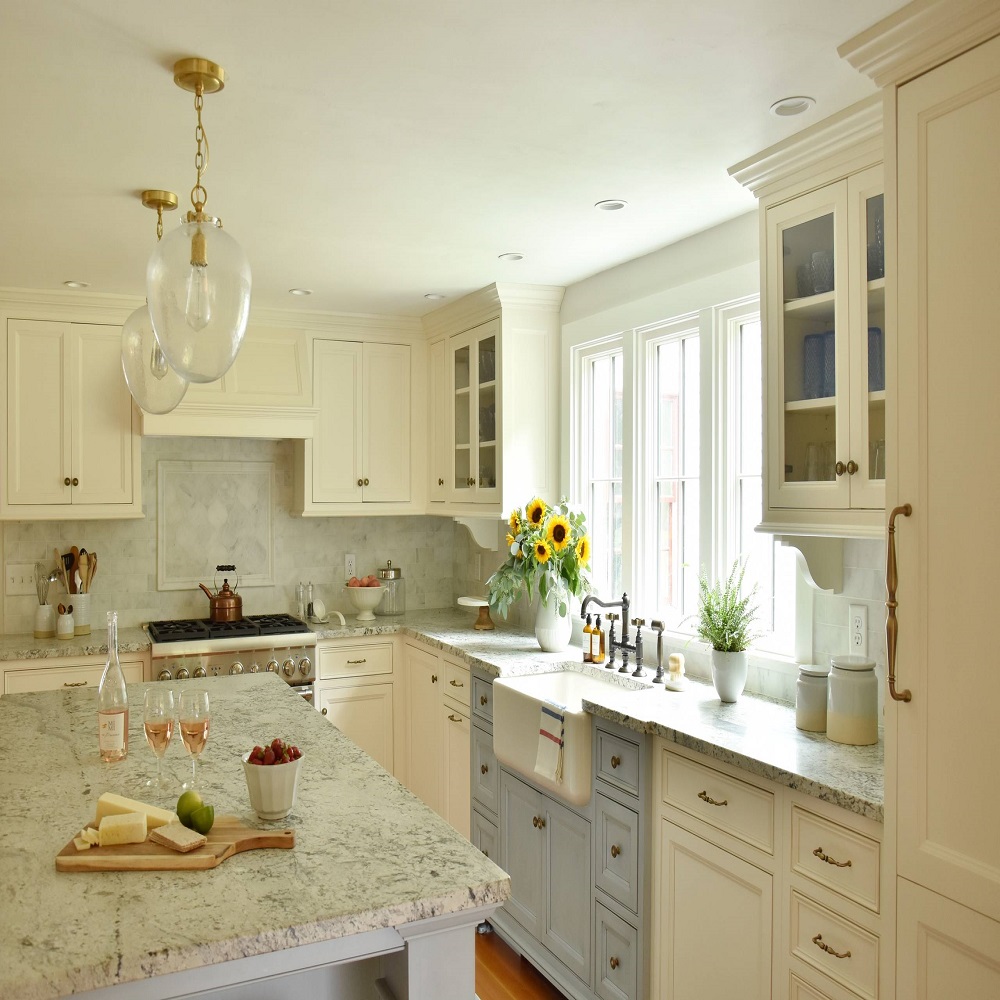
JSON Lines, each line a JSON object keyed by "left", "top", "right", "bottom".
{"left": 141, "top": 328, "right": 318, "bottom": 439}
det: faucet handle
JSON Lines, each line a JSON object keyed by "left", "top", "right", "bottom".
{"left": 631, "top": 617, "right": 645, "bottom": 628}
{"left": 607, "top": 612, "right": 619, "bottom": 623}
{"left": 651, "top": 619, "right": 664, "bottom": 633}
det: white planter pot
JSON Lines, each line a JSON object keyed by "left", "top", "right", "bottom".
{"left": 535, "top": 589, "right": 572, "bottom": 653}
{"left": 711, "top": 649, "right": 749, "bottom": 703}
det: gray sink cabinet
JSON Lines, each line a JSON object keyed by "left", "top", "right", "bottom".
{"left": 471, "top": 669, "right": 650, "bottom": 1000}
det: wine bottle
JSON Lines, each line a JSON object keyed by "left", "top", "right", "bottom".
{"left": 98, "top": 610, "right": 129, "bottom": 762}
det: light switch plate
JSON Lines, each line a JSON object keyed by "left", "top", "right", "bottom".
{"left": 5, "top": 563, "right": 36, "bottom": 596}
{"left": 849, "top": 604, "right": 868, "bottom": 656}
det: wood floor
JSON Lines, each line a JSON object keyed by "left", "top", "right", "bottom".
{"left": 475, "top": 926, "right": 569, "bottom": 1000}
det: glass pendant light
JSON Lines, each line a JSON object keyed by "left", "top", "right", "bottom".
{"left": 121, "top": 191, "right": 189, "bottom": 414}
{"left": 147, "top": 58, "right": 251, "bottom": 384}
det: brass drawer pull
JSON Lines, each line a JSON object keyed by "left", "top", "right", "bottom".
{"left": 448, "top": 713, "right": 462, "bottom": 723}
{"left": 532, "top": 815, "right": 546, "bottom": 829}
{"left": 812, "top": 933, "right": 851, "bottom": 960}
{"left": 886, "top": 503, "right": 913, "bottom": 702}
{"left": 610, "top": 755, "right": 621, "bottom": 769}
{"left": 449, "top": 679, "right": 464, "bottom": 687}
{"left": 609, "top": 956, "right": 620, "bottom": 970}
{"left": 813, "top": 846, "right": 852, "bottom": 868}
{"left": 610, "top": 844, "right": 621, "bottom": 859}
{"left": 480, "top": 694, "right": 488, "bottom": 706}
{"left": 438, "top": 478, "right": 445, "bottom": 486}
{"left": 698, "top": 790, "right": 728, "bottom": 807}
{"left": 347, "top": 658, "right": 367, "bottom": 664}
{"left": 63, "top": 680, "right": 88, "bottom": 687}
{"left": 431, "top": 674, "right": 438, "bottom": 683}
{"left": 482, "top": 848, "right": 489, "bottom": 858}
{"left": 481, "top": 763, "right": 489, "bottom": 775}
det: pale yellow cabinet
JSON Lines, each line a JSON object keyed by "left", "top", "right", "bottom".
{"left": 3, "top": 320, "right": 141, "bottom": 519}
{"left": 3, "top": 654, "right": 146, "bottom": 694}
{"left": 295, "top": 340, "right": 411, "bottom": 512}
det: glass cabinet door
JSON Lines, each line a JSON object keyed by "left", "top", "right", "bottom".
{"left": 476, "top": 330, "right": 498, "bottom": 499}
{"left": 768, "top": 182, "right": 851, "bottom": 509}
{"left": 453, "top": 342, "right": 472, "bottom": 494}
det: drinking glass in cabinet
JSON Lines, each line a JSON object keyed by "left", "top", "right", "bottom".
{"left": 479, "top": 339, "right": 496, "bottom": 383}
{"left": 782, "top": 214, "right": 835, "bottom": 303}
{"left": 867, "top": 194, "right": 885, "bottom": 281}
{"left": 454, "top": 345, "right": 470, "bottom": 391}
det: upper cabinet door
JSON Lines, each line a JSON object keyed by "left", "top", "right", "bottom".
{"left": 362, "top": 343, "right": 411, "bottom": 503}
{"left": 312, "top": 340, "right": 364, "bottom": 504}
{"left": 428, "top": 338, "right": 447, "bottom": 501}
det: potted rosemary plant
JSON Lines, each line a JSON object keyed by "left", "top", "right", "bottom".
{"left": 695, "top": 560, "right": 761, "bottom": 702}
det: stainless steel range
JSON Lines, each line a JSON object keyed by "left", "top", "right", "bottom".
{"left": 149, "top": 614, "right": 317, "bottom": 701}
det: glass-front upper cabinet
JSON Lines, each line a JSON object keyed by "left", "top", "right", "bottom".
{"left": 764, "top": 163, "right": 885, "bottom": 522}
{"left": 449, "top": 318, "right": 500, "bottom": 504}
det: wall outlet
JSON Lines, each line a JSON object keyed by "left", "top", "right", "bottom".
{"left": 345, "top": 553, "right": 357, "bottom": 580}
{"left": 5, "top": 563, "right": 36, "bottom": 596}
{"left": 849, "top": 604, "right": 868, "bottom": 656}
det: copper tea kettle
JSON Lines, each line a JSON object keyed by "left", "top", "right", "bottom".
{"left": 199, "top": 565, "right": 242, "bottom": 622}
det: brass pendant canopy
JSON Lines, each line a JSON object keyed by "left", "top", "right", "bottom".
{"left": 141, "top": 190, "right": 178, "bottom": 212}
{"left": 173, "top": 58, "right": 225, "bottom": 94}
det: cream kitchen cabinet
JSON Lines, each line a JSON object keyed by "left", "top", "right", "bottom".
{"left": 838, "top": 2, "right": 1000, "bottom": 991}
{"left": 730, "top": 98, "right": 886, "bottom": 538}
{"left": 295, "top": 340, "right": 411, "bottom": 513}
{"left": 422, "top": 283, "right": 563, "bottom": 517}
{"left": 314, "top": 637, "right": 400, "bottom": 777}
{"left": 3, "top": 319, "right": 141, "bottom": 519}
{"left": 2, "top": 653, "right": 146, "bottom": 694}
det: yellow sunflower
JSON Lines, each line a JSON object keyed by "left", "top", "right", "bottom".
{"left": 546, "top": 515, "right": 572, "bottom": 552}
{"left": 534, "top": 538, "right": 552, "bottom": 564}
{"left": 505, "top": 533, "right": 516, "bottom": 548}
{"left": 526, "top": 497, "right": 547, "bottom": 527}
{"left": 576, "top": 534, "right": 591, "bottom": 567}
{"left": 508, "top": 509, "right": 522, "bottom": 534}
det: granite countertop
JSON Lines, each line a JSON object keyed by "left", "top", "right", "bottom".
{"left": 0, "top": 673, "right": 509, "bottom": 1000}
{"left": 0, "top": 606, "right": 883, "bottom": 821}
{"left": 0, "top": 625, "right": 152, "bottom": 660}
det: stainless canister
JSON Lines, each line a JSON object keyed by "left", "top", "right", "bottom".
{"left": 827, "top": 655, "right": 878, "bottom": 746}
{"left": 375, "top": 560, "right": 405, "bottom": 616}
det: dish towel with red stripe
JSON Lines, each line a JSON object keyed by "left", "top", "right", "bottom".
{"left": 535, "top": 701, "right": 565, "bottom": 782}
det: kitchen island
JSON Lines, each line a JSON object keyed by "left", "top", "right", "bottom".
{"left": 0, "top": 673, "right": 509, "bottom": 1000}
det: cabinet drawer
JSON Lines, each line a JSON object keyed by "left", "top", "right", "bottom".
{"left": 791, "top": 804, "right": 880, "bottom": 913}
{"left": 472, "top": 809, "right": 498, "bottom": 863}
{"left": 472, "top": 674, "right": 493, "bottom": 723}
{"left": 318, "top": 642, "right": 392, "bottom": 680}
{"left": 790, "top": 890, "right": 879, "bottom": 1000}
{"left": 443, "top": 657, "right": 470, "bottom": 709}
{"left": 789, "top": 972, "right": 836, "bottom": 1000}
{"left": 661, "top": 750, "right": 774, "bottom": 854}
{"left": 472, "top": 724, "right": 498, "bottom": 815}
{"left": 595, "top": 793, "right": 639, "bottom": 913}
{"left": 4, "top": 659, "right": 144, "bottom": 694}
{"left": 595, "top": 901, "right": 638, "bottom": 1000}
{"left": 596, "top": 730, "right": 640, "bottom": 797}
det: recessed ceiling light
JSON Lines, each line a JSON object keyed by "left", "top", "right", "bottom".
{"left": 288, "top": 287, "right": 312, "bottom": 296}
{"left": 63, "top": 280, "right": 90, "bottom": 289}
{"left": 769, "top": 96, "right": 816, "bottom": 117}
{"left": 595, "top": 199, "right": 628, "bottom": 211}
{"left": 498, "top": 252, "right": 524, "bottom": 262}
{"left": 424, "top": 293, "right": 447, "bottom": 301}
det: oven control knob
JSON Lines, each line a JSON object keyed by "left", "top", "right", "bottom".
{"left": 282, "top": 657, "right": 296, "bottom": 677}
{"left": 157, "top": 669, "right": 172, "bottom": 682}
{"left": 265, "top": 658, "right": 279, "bottom": 673}
{"left": 249, "top": 661, "right": 260, "bottom": 673}
{"left": 298, "top": 656, "right": 312, "bottom": 676}
{"left": 193, "top": 665, "right": 207, "bottom": 679}
{"left": 229, "top": 661, "right": 244, "bottom": 676}
{"left": 175, "top": 667, "right": 190, "bottom": 680}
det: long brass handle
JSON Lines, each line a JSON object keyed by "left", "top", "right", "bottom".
{"left": 449, "top": 679, "right": 464, "bottom": 687}
{"left": 698, "top": 790, "right": 728, "bottom": 807}
{"left": 347, "top": 658, "right": 367, "bottom": 664}
{"left": 481, "top": 763, "right": 489, "bottom": 774}
{"left": 610, "top": 844, "right": 621, "bottom": 859}
{"left": 610, "top": 755, "right": 621, "bottom": 769}
{"left": 431, "top": 674, "right": 438, "bottom": 683}
{"left": 480, "top": 694, "right": 488, "bottom": 706}
{"left": 886, "top": 503, "right": 913, "bottom": 702}
{"left": 835, "top": 461, "right": 847, "bottom": 476}
{"left": 813, "top": 846, "right": 852, "bottom": 868}
{"left": 846, "top": 459, "right": 859, "bottom": 475}
{"left": 448, "top": 713, "right": 462, "bottom": 723}
{"left": 812, "top": 933, "right": 851, "bottom": 960}
{"left": 609, "top": 957, "right": 620, "bottom": 970}
{"left": 63, "top": 680, "right": 88, "bottom": 687}
{"left": 532, "top": 815, "right": 546, "bottom": 829}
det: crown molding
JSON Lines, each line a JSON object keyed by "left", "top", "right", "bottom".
{"left": 421, "top": 283, "right": 565, "bottom": 339}
{"left": 838, "top": 0, "right": 1000, "bottom": 88}
{"left": 728, "top": 95, "right": 883, "bottom": 199}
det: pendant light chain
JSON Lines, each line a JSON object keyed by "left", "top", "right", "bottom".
{"left": 191, "top": 85, "right": 210, "bottom": 215}
{"left": 155, "top": 204, "right": 164, "bottom": 241}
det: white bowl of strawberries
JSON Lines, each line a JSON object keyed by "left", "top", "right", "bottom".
{"left": 344, "top": 575, "right": 384, "bottom": 621}
{"left": 243, "top": 739, "right": 303, "bottom": 820}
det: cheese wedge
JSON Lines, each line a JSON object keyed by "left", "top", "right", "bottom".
{"left": 98, "top": 811, "right": 148, "bottom": 847}
{"left": 73, "top": 836, "right": 92, "bottom": 851}
{"left": 94, "top": 793, "right": 178, "bottom": 830}
{"left": 82, "top": 827, "right": 100, "bottom": 846}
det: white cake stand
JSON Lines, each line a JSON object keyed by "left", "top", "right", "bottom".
{"left": 457, "top": 596, "right": 495, "bottom": 631}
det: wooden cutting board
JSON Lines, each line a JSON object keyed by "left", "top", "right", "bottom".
{"left": 55, "top": 816, "right": 295, "bottom": 872}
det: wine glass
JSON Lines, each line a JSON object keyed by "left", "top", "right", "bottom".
{"left": 179, "top": 688, "right": 211, "bottom": 790}
{"left": 143, "top": 687, "right": 176, "bottom": 792}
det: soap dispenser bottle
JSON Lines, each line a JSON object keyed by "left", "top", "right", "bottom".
{"left": 592, "top": 615, "right": 606, "bottom": 665}
{"left": 582, "top": 614, "right": 594, "bottom": 663}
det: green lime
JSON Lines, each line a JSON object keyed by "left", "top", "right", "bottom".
{"left": 189, "top": 804, "right": 215, "bottom": 835}
{"left": 176, "top": 790, "right": 203, "bottom": 828}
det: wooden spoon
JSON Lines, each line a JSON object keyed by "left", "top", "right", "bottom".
{"left": 79, "top": 551, "right": 89, "bottom": 594}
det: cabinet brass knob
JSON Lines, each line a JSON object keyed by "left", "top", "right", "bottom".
{"left": 438, "top": 478, "right": 445, "bottom": 486}
{"left": 846, "top": 460, "right": 858, "bottom": 475}
{"left": 610, "top": 844, "right": 621, "bottom": 859}
{"left": 321, "top": 708, "right": 328, "bottom": 716}
{"left": 609, "top": 957, "right": 620, "bottom": 970}
{"left": 64, "top": 477, "right": 71, "bottom": 486}
{"left": 468, "top": 477, "right": 476, "bottom": 487}
{"left": 72, "top": 477, "right": 79, "bottom": 486}
{"left": 610, "top": 755, "right": 621, "bottom": 769}
{"left": 698, "top": 789, "right": 728, "bottom": 807}
{"left": 448, "top": 713, "right": 462, "bottom": 723}
{"left": 480, "top": 694, "right": 488, "bottom": 706}
{"left": 812, "top": 933, "right": 851, "bottom": 960}
{"left": 835, "top": 461, "right": 847, "bottom": 476}
{"left": 363, "top": 477, "right": 370, "bottom": 486}
{"left": 481, "top": 763, "right": 489, "bottom": 774}
{"left": 431, "top": 674, "right": 438, "bottom": 683}
{"left": 357, "top": 478, "right": 363, "bottom": 487}
{"left": 532, "top": 815, "right": 546, "bottom": 829}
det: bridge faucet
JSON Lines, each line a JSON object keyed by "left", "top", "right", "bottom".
{"left": 580, "top": 593, "right": 644, "bottom": 677}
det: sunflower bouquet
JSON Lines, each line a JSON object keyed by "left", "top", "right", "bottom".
{"left": 486, "top": 496, "right": 591, "bottom": 619}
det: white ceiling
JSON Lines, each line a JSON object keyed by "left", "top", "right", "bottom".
{"left": 0, "top": 0, "right": 899, "bottom": 317}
